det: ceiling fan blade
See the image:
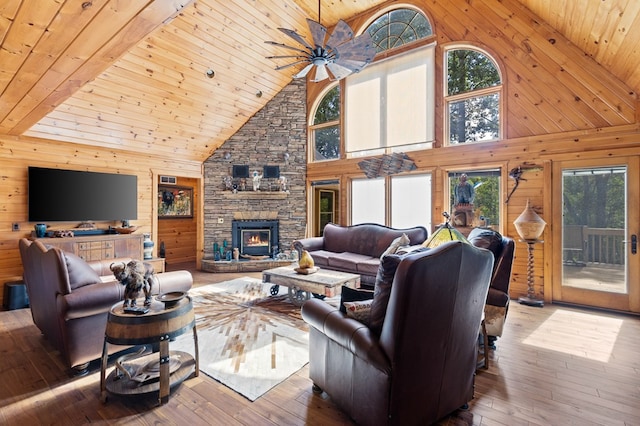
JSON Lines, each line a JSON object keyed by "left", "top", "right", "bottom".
{"left": 311, "top": 64, "right": 330, "bottom": 82}
{"left": 265, "top": 41, "right": 309, "bottom": 56}
{"left": 326, "top": 20, "right": 354, "bottom": 50}
{"left": 277, "top": 27, "right": 314, "bottom": 50}
{"left": 266, "top": 55, "right": 308, "bottom": 60}
{"left": 293, "top": 64, "right": 314, "bottom": 79}
{"left": 333, "top": 33, "right": 376, "bottom": 63}
{"left": 276, "top": 60, "right": 310, "bottom": 71}
{"left": 264, "top": 40, "right": 310, "bottom": 55}
{"left": 326, "top": 62, "right": 353, "bottom": 80}
{"left": 333, "top": 58, "right": 369, "bottom": 73}
{"left": 306, "top": 19, "right": 327, "bottom": 48}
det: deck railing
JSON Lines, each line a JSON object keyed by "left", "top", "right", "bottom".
{"left": 564, "top": 226, "right": 625, "bottom": 265}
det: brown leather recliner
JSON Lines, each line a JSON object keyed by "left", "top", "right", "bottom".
{"left": 19, "top": 238, "right": 193, "bottom": 374}
{"left": 301, "top": 241, "right": 494, "bottom": 425}
{"left": 467, "top": 228, "right": 515, "bottom": 346}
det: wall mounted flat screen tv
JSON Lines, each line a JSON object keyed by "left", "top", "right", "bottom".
{"left": 232, "top": 165, "right": 250, "bottom": 178}
{"left": 28, "top": 167, "right": 137, "bottom": 222}
{"left": 263, "top": 165, "right": 280, "bottom": 178}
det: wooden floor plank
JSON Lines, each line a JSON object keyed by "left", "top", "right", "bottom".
{"left": 1, "top": 263, "right": 639, "bottom": 425}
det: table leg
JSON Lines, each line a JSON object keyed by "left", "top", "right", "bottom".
{"left": 192, "top": 324, "right": 200, "bottom": 377}
{"left": 100, "top": 338, "right": 109, "bottom": 403}
{"left": 158, "top": 336, "right": 170, "bottom": 405}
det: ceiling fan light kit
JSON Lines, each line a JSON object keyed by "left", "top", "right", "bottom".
{"left": 265, "top": 3, "right": 376, "bottom": 82}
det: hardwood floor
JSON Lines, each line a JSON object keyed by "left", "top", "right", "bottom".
{"left": 1, "top": 262, "right": 639, "bottom": 425}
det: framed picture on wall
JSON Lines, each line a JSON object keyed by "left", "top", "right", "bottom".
{"left": 158, "top": 185, "right": 193, "bottom": 218}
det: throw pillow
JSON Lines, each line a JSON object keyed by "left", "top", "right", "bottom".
{"left": 343, "top": 299, "right": 373, "bottom": 324}
{"left": 369, "top": 247, "right": 428, "bottom": 336}
{"left": 339, "top": 286, "right": 374, "bottom": 314}
{"left": 64, "top": 251, "right": 101, "bottom": 290}
{"left": 381, "top": 233, "right": 410, "bottom": 258}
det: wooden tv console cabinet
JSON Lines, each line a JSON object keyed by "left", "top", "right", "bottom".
{"left": 35, "top": 234, "right": 143, "bottom": 262}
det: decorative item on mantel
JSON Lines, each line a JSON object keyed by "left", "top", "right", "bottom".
{"left": 513, "top": 199, "right": 546, "bottom": 307}
{"left": 143, "top": 234, "right": 155, "bottom": 260}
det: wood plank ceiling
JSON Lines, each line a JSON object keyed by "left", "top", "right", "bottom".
{"left": 1, "top": 0, "right": 639, "bottom": 163}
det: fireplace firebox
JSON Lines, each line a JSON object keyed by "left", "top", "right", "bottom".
{"left": 232, "top": 220, "right": 279, "bottom": 257}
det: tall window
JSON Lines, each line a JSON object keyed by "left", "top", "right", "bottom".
{"left": 351, "top": 178, "right": 385, "bottom": 224}
{"left": 391, "top": 174, "right": 432, "bottom": 229}
{"left": 345, "top": 45, "right": 435, "bottom": 156}
{"left": 310, "top": 85, "right": 340, "bottom": 161}
{"left": 445, "top": 48, "right": 502, "bottom": 144}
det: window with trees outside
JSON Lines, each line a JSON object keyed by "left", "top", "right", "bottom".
{"left": 448, "top": 170, "right": 501, "bottom": 229}
{"left": 446, "top": 48, "right": 502, "bottom": 144}
{"left": 310, "top": 85, "right": 340, "bottom": 161}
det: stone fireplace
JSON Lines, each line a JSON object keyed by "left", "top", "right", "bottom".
{"left": 232, "top": 219, "right": 279, "bottom": 257}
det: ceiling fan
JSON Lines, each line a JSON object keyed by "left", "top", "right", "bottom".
{"left": 265, "top": 1, "right": 377, "bottom": 82}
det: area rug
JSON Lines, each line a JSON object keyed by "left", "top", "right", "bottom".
{"left": 172, "top": 277, "right": 309, "bottom": 401}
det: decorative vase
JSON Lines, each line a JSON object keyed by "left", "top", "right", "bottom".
{"left": 514, "top": 199, "right": 546, "bottom": 241}
{"left": 143, "top": 234, "right": 154, "bottom": 260}
{"left": 34, "top": 223, "right": 47, "bottom": 238}
{"left": 233, "top": 248, "right": 239, "bottom": 261}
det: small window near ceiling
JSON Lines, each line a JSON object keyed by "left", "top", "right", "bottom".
{"left": 446, "top": 48, "right": 502, "bottom": 144}
{"left": 367, "top": 8, "right": 433, "bottom": 53}
{"left": 310, "top": 85, "right": 340, "bottom": 161}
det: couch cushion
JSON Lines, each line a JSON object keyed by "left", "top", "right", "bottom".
{"left": 327, "top": 252, "right": 373, "bottom": 273}
{"left": 63, "top": 251, "right": 102, "bottom": 290}
{"left": 356, "top": 257, "right": 380, "bottom": 276}
{"left": 307, "top": 250, "right": 333, "bottom": 267}
{"left": 339, "top": 286, "right": 374, "bottom": 314}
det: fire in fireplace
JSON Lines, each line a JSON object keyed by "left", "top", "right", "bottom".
{"left": 232, "top": 220, "right": 279, "bottom": 257}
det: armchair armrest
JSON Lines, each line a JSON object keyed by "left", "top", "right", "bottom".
{"left": 301, "top": 299, "right": 390, "bottom": 373}
{"left": 293, "top": 237, "right": 325, "bottom": 253}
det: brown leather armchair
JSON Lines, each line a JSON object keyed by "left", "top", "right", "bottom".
{"left": 301, "top": 241, "right": 494, "bottom": 425}
{"left": 19, "top": 238, "right": 193, "bottom": 374}
{"left": 467, "top": 228, "right": 515, "bottom": 346}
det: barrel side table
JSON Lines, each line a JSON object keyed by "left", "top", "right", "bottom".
{"left": 100, "top": 296, "right": 199, "bottom": 405}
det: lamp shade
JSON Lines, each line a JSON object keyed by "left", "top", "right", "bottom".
{"left": 513, "top": 199, "right": 546, "bottom": 241}
{"left": 423, "top": 222, "right": 469, "bottom": 248}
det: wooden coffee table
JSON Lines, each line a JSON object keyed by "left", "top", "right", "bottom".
{"left": 262, "top": 266, "right": 361, "bottom": 306}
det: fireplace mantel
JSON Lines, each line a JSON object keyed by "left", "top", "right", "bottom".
{"left": 221, "top": 192, "right": 288, "bottom": 200}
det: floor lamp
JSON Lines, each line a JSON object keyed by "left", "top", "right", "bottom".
{"left": 514, "top": 200, "right": 546, "bottom": 307}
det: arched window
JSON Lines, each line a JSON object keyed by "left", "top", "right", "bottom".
{"left": 366, "top": 8, "right": 432, "bottom": 53}
{"left": 445, "top": 48, "right": 502, "bottom": 144}
{"left": 310, "top": 85, "right": 340, "bottom": 161}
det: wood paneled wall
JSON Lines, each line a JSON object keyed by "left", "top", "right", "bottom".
{"left": 304, "top": 0, "right": 640, "bottom": 302}
{"left": 0, "top": 135, "right": 201, "bottom": 306}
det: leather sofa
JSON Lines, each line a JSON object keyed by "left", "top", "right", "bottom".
{"left": 18, "top": 238, "right": 193, "bottom": 374}
{"left": 301, "top": 241, "right": 494, "bottom": 425}
{"left": 292, "top": 223, "right": 429, "bottom": 289}
{"left": 467, "top": 228, "right": 515, "bottom": 344}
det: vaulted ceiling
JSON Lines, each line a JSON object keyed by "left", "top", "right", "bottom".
{"left": 1, "top": 0, "right": 639, "bottom": 163}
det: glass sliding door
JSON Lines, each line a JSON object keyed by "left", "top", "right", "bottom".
{"left": 552, "top": 157, "right": 639, "bottom": 313}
